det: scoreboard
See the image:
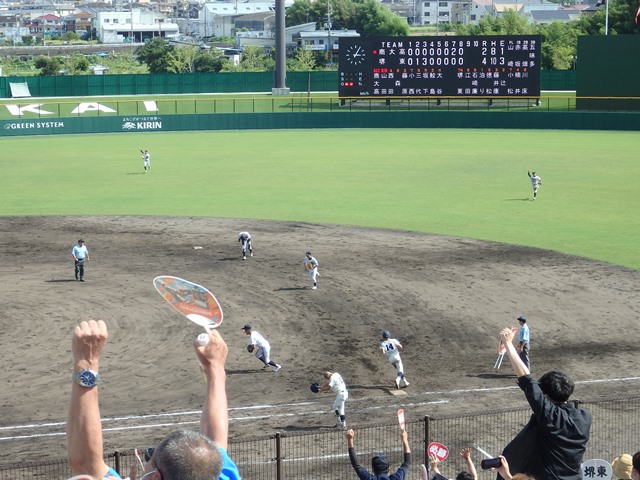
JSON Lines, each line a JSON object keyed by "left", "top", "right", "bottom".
{"left": 339, "top": 35, "right": 541, "bottom": 98}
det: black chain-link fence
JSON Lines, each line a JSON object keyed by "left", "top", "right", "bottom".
{"left": 1, "top": 395, "right": 637, "bottom": 480}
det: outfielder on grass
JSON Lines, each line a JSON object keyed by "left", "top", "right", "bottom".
{"left": 528, "top": 170, "right": 541, "bottom": 200}
{"left": 141, "top": 149, "right": 151, "bottom": 173}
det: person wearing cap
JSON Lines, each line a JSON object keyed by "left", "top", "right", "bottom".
{"left": 237, "top": 231, "right": 253, "bottom": 260}
{"left": 517, "top": 316, "right": 530, "bottom": 370}
{"left": 241, "top": 324, "right": 281, "bottom": 372}
{"left": 380, "top": 330, "right": 409, "bottom": 389}
{"left": 528, "top": 170, "right": 542, "bottom": 200}
{"left": 612, "top": 454, "right": 633, "bottom": 480}
{"left": 142, "top": 149, "right": 151, "bottom": 173}
{"left": 345, "top": 427, "right": 411, "bottom": 479}
{"left": 304, "top": 251, "right": 319, "bottom": 289}
{"left": 71, "top": 239, "right": 90, "bottom": 282}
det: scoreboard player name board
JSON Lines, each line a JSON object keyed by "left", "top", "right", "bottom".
{"left": 339, "top": 35, "right": 541, "bottom": 98}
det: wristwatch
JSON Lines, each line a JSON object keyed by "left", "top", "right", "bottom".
{"left": 73, "top": 369, "right": 100, "bottom": 388}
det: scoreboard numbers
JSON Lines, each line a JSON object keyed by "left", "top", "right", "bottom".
{"left": 339, "top": 35, "right": 541, "bottom": 98}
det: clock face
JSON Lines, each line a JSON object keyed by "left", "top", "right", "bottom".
{"left": 78, "top": 370, "right": 97, "bottom": 387}
{"left": 345, "top": 44, "right": 366, "bottom": 66}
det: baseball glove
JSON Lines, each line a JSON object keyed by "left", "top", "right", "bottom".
{"left": 310, "top": 382, "right": 320, "bottom": 393}
{"left": 247, "top": 344, "right": 255, "bottom": 353}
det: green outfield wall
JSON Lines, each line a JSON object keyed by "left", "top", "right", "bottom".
{"left": 0, "top": 70, "right": 575, "bottom": 99}
{"left": 2, "top": 109, "right": 637, "bottom": 137}
{"left": 576, "top": 35, "right": 640, "bottom": 111}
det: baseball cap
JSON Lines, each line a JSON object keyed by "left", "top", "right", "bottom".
{"left": 306, "top": 251, "right": 312, "bottom": 255}
{"left": 517, "top": 315, "right": 526, "bottom": 322}
{"left": 612, "top": 454, "right": 633, "bottom": 479}
{"left": 241, "top": 324, "right": 252, "bottom": 330}
{"left": 78, "top": 239, "right": 85, "bottom": 243}
{"left": 371, "top": 455, "right": 390, "bottom": 474}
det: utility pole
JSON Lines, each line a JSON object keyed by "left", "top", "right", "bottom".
{"left": 327, "top": 0, "right": 332, "bottom": 66}
{"left": 272, "top": 0, "right": 289, "bottom": 95}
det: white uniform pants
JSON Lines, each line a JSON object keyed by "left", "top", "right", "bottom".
{"left": 332, "top": 390, "right": 348, "bottom": 416}
{"left": 389, "top": 354, "right": 404, "bottom": 377}
{"left": 307, "top": 268, "right": 318, "bottom": 283}
{"left": 255, "top": 345, "right": 271, "bottom": 364}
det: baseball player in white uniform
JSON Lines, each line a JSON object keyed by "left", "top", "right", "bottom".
{"left": 380, "top": 330, "right": 409, "bottom": 389}
{"left": 142, "top": 150, "right": 151, "bottom": 173}
{"left": 242, "top": 324, "right": 281, "bottom": 372}
{"left": 528, "top": 171, "right": 542, "bottom": 200}
{"left": 320, "top": 371, "right": 348, "bottom": 429}
{"left": 237, "top": 231, "right": 253, "bottom": 260}
{"left": 304, "top": 251, "right": 319, "bottom": 289}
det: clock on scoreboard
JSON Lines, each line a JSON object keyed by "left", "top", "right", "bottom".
{"left": 339, "top": 35, "right": 541, "bottom": 98}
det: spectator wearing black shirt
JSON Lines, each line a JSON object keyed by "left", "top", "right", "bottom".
{"left": 498, "top": 327, "right": 591, "bottom": 480}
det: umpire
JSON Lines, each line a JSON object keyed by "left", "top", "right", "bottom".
{"left": 71, "top": 239, "right": 90, "bottom": 282}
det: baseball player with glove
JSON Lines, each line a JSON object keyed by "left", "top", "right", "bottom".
{"left": 528, "top": 170, "right": 542, "bottom": 200}
{"left": 319, "top": 371, "right": 348, "bottom": 429}
{"left": 304, "top": 251, "right": 320, "bottom": 289}
{"left": 380, "top": 330, "right": 409, "bottom": 389}
{"left": 141, "top": 149, "right": 151, "bottom": 173}
{"left": 237, "top": 231, "right": 253, "bottom": 260}
{"left": 242, "top": 324, "right": 281, "bottom": 372}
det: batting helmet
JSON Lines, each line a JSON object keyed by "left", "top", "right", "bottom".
{"left": 310, "top": 382, "right": 320, "bottom": 393}
{"left": 382, "top": 330, "right": 391, "bottom": 339}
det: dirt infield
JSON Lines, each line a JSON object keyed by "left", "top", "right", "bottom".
{"left": 0, "top": 216, "right": 639, "bottom": 464}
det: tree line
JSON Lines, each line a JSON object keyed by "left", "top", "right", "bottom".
{"left": 5, "top": 0, "right": 637, "bottom": 75}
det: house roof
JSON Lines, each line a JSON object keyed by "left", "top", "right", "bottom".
{"left": 494, "top": 3, "right": 524, "bottom": 12}
{"left": 530, "top": 8, "right": 581, "bottom": 19}
{"left": 203, "top": 0, "right": 293, "bottom": 16}
{"left": 235, "top": 11, "right": 274, "bottom": 20}
{"left": 33, "top": 13, "right": 61, "bottom": 21}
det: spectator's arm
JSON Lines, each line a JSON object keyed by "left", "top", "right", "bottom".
{"left": 429, "top": 456, "right": 442, "bottom": 475}
{"left": 345, "top": 430, "right": 364, "bottom": 472}
{"left": 459, "top": 448, "right": 478, "bottom": 480}
{"left": 66, "top": 320, "right": 110, "bottom": 478}
{"left": 400, "top": 430, "right": 410, "bottom": 454}
{"left": 195, "top": 330, "right": 229, "bottom": 450}
{"left": 497, "top": 456, "right": 513, "bottom": 480}
{"left": 500, "top": 327, "right": 529, "bottom": 378}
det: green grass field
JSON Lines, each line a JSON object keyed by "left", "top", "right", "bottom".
{"left": 1, "top": 128, "right": 638, "bottom": 270}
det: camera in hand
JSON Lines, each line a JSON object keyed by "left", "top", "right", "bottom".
{"left": 480, "top": 458, "right": 502, "bottom": 469}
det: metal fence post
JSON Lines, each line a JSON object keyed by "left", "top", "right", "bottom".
{"left": 114, "top": 451, "right": 121, "bottom": 476}
{"left": 275, "top": 432, "right": 282, "bottom": 480}
{"left": 423, "top": 415, "right": 430, "bottom": 468}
